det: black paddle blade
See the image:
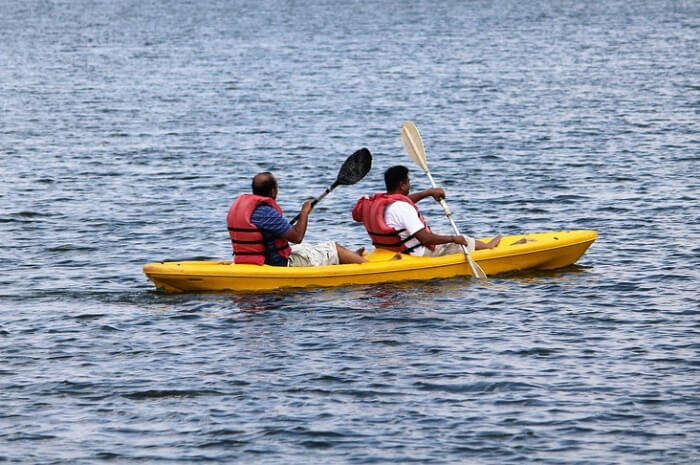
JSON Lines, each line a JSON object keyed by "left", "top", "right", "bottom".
{"left": 335, "top": 148, "right": 372, "bottom": 186}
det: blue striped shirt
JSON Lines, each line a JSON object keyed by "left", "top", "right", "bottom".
{"left": 249, "top": 205, "right": 292, "bottom": 266}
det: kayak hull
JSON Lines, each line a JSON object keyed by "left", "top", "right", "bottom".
{"left": 143, "top": 230, "right": 597, "bottom": 293}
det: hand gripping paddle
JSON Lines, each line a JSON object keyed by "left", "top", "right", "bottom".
{"left": 400, "top": 122, "right": 487, "bottom": 279}
{"left": 290, "top": 148, "right": 372, "bottom": 225}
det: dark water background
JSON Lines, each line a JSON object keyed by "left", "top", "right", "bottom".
{"left": 1, "top": 1, "right": 698, "bottom": 463}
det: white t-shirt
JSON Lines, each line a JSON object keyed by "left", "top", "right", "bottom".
{"left": 384, "top": 201, "right": 428, "bottom": 256}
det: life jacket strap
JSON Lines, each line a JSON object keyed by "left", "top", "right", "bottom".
{"left": 369, "top": 228, "right": 406, "bottom": 237}
{"left": 371, "top": 230, "right": 426, "bottom": 251}
{"left": 230, "top": 239, "right": 264, "bottom": 245}
{"left": 402, "top": 243, "right": 422, "bottom": 253}
{"left": 234, "top": 246, "right": 290, "bottom": 256}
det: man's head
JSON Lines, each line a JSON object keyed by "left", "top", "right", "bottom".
{"left": 252, "top": 172, "right": 278, "bottom": 199}
{"left": 384, "top": 165, "right": 410, "bottom": 195}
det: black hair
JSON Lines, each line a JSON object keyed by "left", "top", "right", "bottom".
{"left": 252, "top": 172, "right": 277, "bottom": 197}
{"left": 384, "top": 165, "right": 409, "bottom": 191}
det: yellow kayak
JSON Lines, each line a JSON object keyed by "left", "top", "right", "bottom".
{"left": 143, "top": 230, "right": 597, "bottom": 293}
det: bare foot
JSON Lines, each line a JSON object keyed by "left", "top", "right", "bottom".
{"left": 336, "top": 243, "right": 368, "bottom": 264}
{"left": 355, "top": 247, "right": 365, "bottom": 256}
{"left": 475, "top": 235, "right": 503, "bottom": 250}
{"left": 486, "top": 235, "right": 502, "bottom": 249}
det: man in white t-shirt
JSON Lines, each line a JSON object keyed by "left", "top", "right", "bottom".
{"left": 353, "top": 166, "right": 501, "bottom": 256}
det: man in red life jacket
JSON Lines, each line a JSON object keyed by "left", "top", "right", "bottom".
{"left": 352, "top": 165, "right": 501, "bottom": 256}
{"left": 227, "top": 172, "right": 367, "bottom": 267}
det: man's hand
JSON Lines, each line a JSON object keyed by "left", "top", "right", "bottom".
{"left": 300, "top": 200, "right": 313, "bottom": 217}
{"left": 285, "top": 200, "right": 313, "bottom": 244}
{"left": 408, "top": 188, "right": 446, "bottom": 204}
{"left": 452, "top": 235, "right": 469, "bottom": 246}
{"left": 429, "top": 188, "right": 445, "bottom": 201}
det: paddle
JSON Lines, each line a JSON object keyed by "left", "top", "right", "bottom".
{"left": 290, "top": 148, "right": 372, "bottom": 225}
{"left": 400, "top": 121, "right": 488, "bottom": 279}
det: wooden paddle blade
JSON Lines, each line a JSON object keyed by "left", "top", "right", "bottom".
{"left": 401, "top": 121, "right": 428, "bottom": 172}
{"left": 335, "top": 148, "right": 372, "bottom": 185}
{"left": 468, "top": 255, "right": 488, "bottom": 279}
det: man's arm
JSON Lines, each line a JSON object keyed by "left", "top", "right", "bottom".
{"left": 250, "top": 202, "right": 311, "bottom": 245}
{"left": 388, "top": 201, "right": 457, "bottom": 246}
{"left": 414, "top": 229, "right": 501, "bottom": 249}
{"left": 414, "top": 228, "right": 465, "bottom": 246}
{"left": 408, "top": 188, "right": 445, "bottom": 204}
{"left": 282, "top": 200, "right": 312, "bottom": 244}
{"left": 389, "top": 201, "right": 500, "bottom": 250}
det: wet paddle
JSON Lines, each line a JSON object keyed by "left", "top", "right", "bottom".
{"left": 290, "top": 148, "right": 372, "bottom": 225}
{"left": 400, "top": 121, "right": 488, "bottom": 279}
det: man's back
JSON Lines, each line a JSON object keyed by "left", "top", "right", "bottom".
{"left": 384, "top": 201, "right": 427, "bottom": 256}
{"left": 249, "top": 204, "right": 291, "bottom": 266}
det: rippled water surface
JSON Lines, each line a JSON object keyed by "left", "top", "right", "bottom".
{"left": 1, "top": 1, "right": 698, "bottom": 463}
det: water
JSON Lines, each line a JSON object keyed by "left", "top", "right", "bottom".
{"left": 1, "top": 0, "right": 698, "bottom": 463}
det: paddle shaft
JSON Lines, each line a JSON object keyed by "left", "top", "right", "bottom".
{"left": 423, "top": 171, "right": 464, "bottom": 250}
{"left": 289, "top": 181, "right": 339, "bottom": 225}
{"left": 423, "top": 170, "right": 487, "bottom": 279}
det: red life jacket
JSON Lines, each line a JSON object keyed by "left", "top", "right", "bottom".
{"left": 227, "top": 194, "right": 292, "bottom": 265}
{"left": 352, "top": 193, "right": 435, "bottom": 253}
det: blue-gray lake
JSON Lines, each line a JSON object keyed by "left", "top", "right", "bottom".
{"left": 1, "top": 1, "right": 698, "bottom": 463}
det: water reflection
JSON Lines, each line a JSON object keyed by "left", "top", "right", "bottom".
{"left": 505, "top": 264, "right": 591, "bottom": 284}
{"left": 229, "top": 292, "right": 290, "bottom": 314}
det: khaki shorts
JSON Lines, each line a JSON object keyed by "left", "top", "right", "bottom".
{"left": 288, "top": 241, "right": 340, "bottom": 267}
{"left": 422, "top": 235, "right": 475, "bottom": 257}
